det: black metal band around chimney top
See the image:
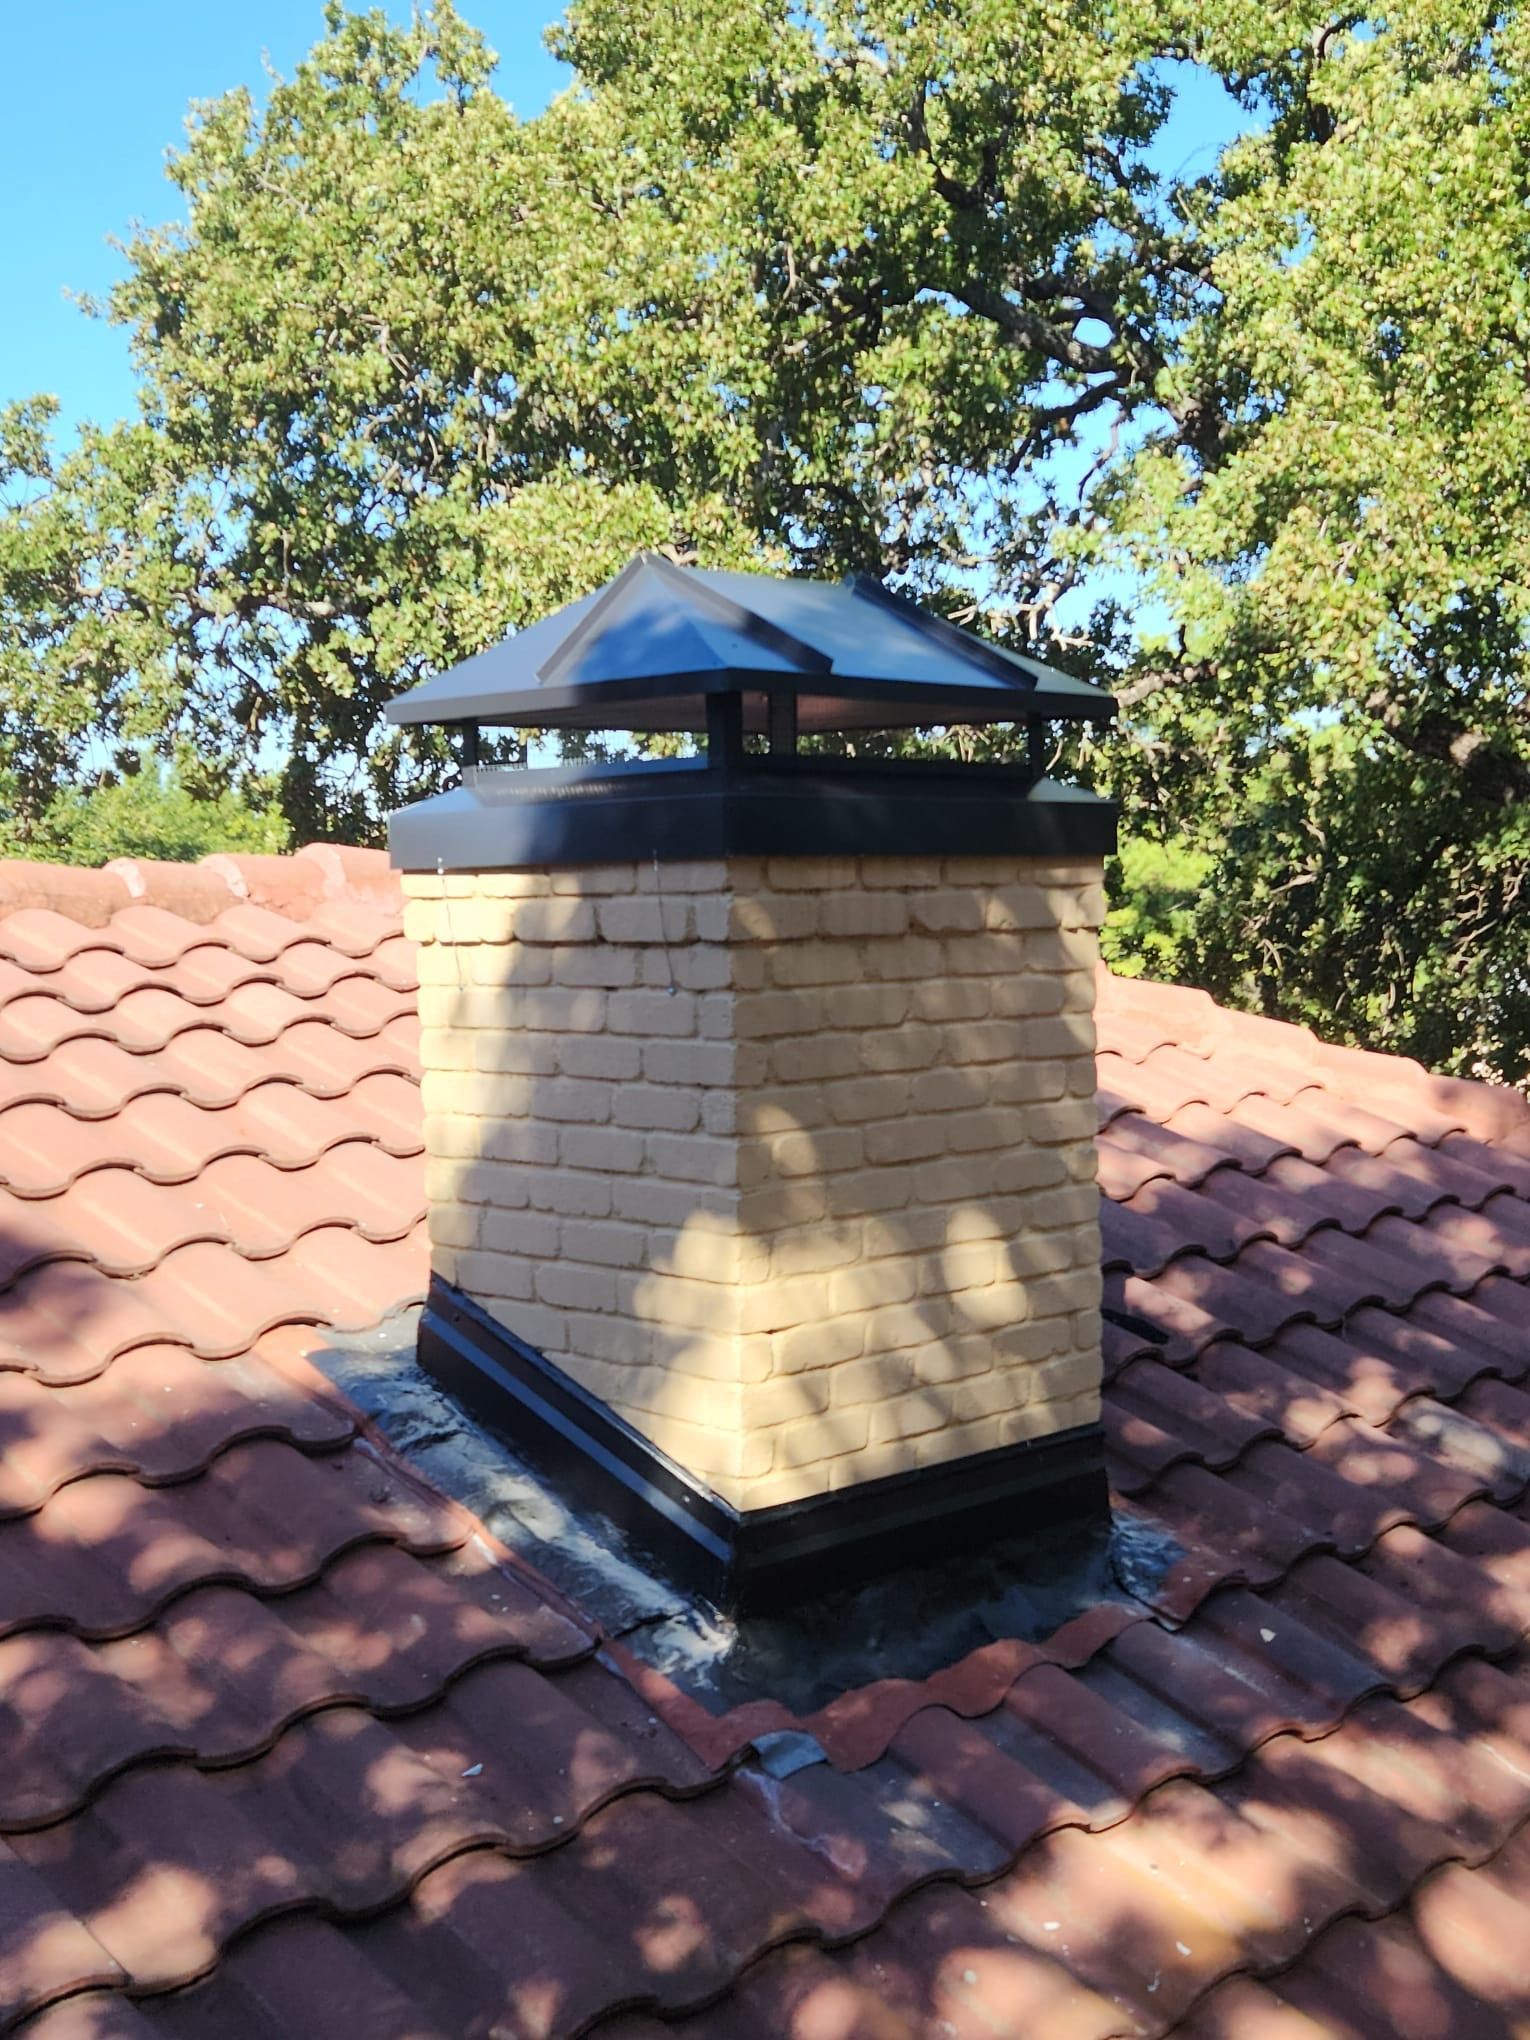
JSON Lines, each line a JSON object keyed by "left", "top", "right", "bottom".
{"left": 418, "top": 1277, "right": 1108, "bottom": 1613}
{"left": 390, "top": 755, "right": 1116, "bottom": 871}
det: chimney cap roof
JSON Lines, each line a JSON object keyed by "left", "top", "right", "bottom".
{"left": 386, "top": 553, "right": 1115, "bottom": 735}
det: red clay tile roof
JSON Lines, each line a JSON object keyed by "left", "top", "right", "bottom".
{"left": 0, "top": 849, "right": 1527, "bottom": 2036}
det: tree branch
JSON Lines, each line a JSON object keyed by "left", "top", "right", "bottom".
{"left": 1367, "top": 692, "right": 1530, "bottom": 806}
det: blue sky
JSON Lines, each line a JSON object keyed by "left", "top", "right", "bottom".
{"left": 1, "top": 3, "right": 569, "bottom": 439}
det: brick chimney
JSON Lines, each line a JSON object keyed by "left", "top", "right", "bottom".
{"left": 390, "top": 559, "right": 1115, "bottom": 1607}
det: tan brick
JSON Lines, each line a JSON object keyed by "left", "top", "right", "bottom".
{"left": 864, "top": 1119, "right": 947, "bottom": 1167}
{"left": 733, "top": 989, "right": 826, "bottom": 1038}
{"left": 1025, "top": 1098, "right": 1100, "bottom": 1145}
{"left": 767, "top": 1224, "right": 862, "bottom": 1280}
{"left": 635, "top": 858, "right": 730, "bottom": 894}
{"left": 536, "top": 1079, "right": 613, "bottom": 1125}
{"left": 650, "top": 1219, "right": 741, "bottom": 1284}
{"left": 473, "top": 1030, "right": 561, "bottom": 1076}
{"left": 427, "top": 1202, "right": 479, "bottom": 1250}
{"left": 771, "top": 1407, "right": 870, "bottom": 1467}
{"left": 914, "top": 1337, "right": 996, "bottom": 1385}
{"left": 644, "top": 1132, "right": 740, "bottom": 1187}
{"left": 822, "top": 1075, "right": 913, "bottom": 1125}
{"left": 983, "top": 886, "right": 1056, "bottom": 932}
{"left": 552, "top": 944, "right": 638, "bottom": 990}
{"left": 765, "top": 857, "right": 856, "bottom": 892}
{"left": 909, "top": 890, "right": 984, "bottom": 934}
{"left": 597, "top": 896, "right": 692, "bottom": 945}
{"left": 917, "top": 1155, "right": 999, "bottom": 1203}
{"left": 944, "top": 1106, "right": 1028, "bottom": 1154}
{"left": 949, "top": 1372, "right": 1031, "bottom": 1422}
{"left": 911, "top": 978, "right": 991, "bottom": 1022}
{"left": 484, "top": 1299, "right": 568, "bottom": 1354}
{"left": 728, "top": 892, "right": 820, "bottom": 942}
{"left": 452, "top": 1250, "right": 534, "bottom": 1301}
{"left": 736, "top": 1465, "right": 826, "bottom": 1507}
{"left": 510, "top": 897, "right": 596, "bottom": 944}
{"left": 819, "top": 893, "right": 908, "bottom": 938}
{"left": 833, "top": 984, "right": 910, "bottom": 1031}
{"left": 766, "top": 1126, "right": 865, "bottom": 1178}
{"left": 419, "top": 1026, "right": 474, "bottom": 1074}
{"left": 989, "top": 1061, "right": 1068, "bottom": 1106}
{"left": 985, "top": 1317, "right": 1072, "bottom": 1369}
{"left": 624, "top": 1270, "right": 742, "bottom": 1335}
{"left": 536, "top": 1261, "right": 618, "bottom": 1313}
{"left": 548, "top": 863, "right": 636, "bottom": 896}
{"left": 869, "top": 1389, "right": 952, "bottom": 1443}
{"left": 822, "top": 1166, "right": 914, "bottom": 1218}
{"left": 748, "top": 1085, "right": 831, "bottom": 1134}
{"left": 737, "top": 1181, "right": 830, "bottom": 1233}
{"left": 991, "top": 1146, "right": 1070, "bottom": 1196}
{"left": 945, "top": 932, "right": 1028, "bottom": 976}
{"left": 936, "top": 1020, "right": 1021, "bottom": 1065}
{"left": 664, "top": 946, "right": 734, "bottom": 993}
{"left": 482, "top": 1209, "right": 561, "bottom": 1258}
{"left": 522, "top": 1168, "right": 615, "bottom": 1218}
{"left": 860, "top": 1298, "right": 957, "bottom": 1353}
{"left": 1020, "top": 1266, "right": 1103, "bottom": 1319}
{"left": 559, "top": 1125, "right": 644, "bottom": 1172}
{"left": 608, "top": 989, "right": 697, "bottom": 1038}
{"left": 767, "top": 941, "right": 864, "bottom": 988}
{"left": 864, "top": 935, "right": 944, "bottom": 982}
{"left": 478, "top": 1121, "right": 559, "bottom": 1168}
{"left": 910, "top": 1067, "right": 989, "bottom": 1114}
{"left": 991, "top": 976, "right": 1066, "bottom": 1019}
{"left": 740, "top": 1275, "right": 837, "bottom": 1335}
{"left": 497, "top": 987, "right": 608, "bottom": 1034}
{"left": 559, "top": 1219, "right": 647, "bottom": 1269}
{"left": 742, "top": 1372, "right": 832, "bottom": 1428}
{"left": 860, "top": 1025, "right": 942, "bottom": 1073}
{"left": 829, "top": 1351, "right": 918, "bottom": 1408}
{"left": 772, "top": 1316, "right": 865, "bottom": 1375}
{"left": 614, "top": 1178, "right": 736, "bottom": 1229}
{"left": 614, "top": 1084, "right": 702, "bottom": 1133}
{"left": 928, "top": 1240, "right": 1003, "bottom": 1294}
{"left": 558, "top": 1035, "right": 642, "bottom": 1082}
{"left": 700, "top": 1091, "right": 740, "bottom": 1137}
{"left": 829, "top": 1259, "right": 918, "bottom": 1313}
{"left": 1023, "top": 926, "right": 1098, "bottom": 974}
{"left": 859, "top": 858, "right": 943, "bottom": 889}
{"left": 766, "top": 1037, "right": 861, "bottom": 1084}
{"left": 642, "top": 1038, "right": 737, "bottom": 1088}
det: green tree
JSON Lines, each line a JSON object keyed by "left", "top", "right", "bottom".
{"left": 12, "top": 756, "right": 290, "bottom": 867}
{"left": 3, "top": 0, "right": 1528, "bottom": 1078}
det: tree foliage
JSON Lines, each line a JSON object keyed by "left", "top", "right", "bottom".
{"left": 3, "top": 0, "right": 1529, "bottom": 1078}
{"left": 12, "top": 757, "right": 290, "bottom": 867}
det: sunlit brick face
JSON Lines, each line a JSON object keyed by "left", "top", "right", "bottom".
{"left": 406, "top": 854, "right": 1105, "bottom": 1510}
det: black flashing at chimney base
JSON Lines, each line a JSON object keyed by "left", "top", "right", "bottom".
{"left": 419, "top": 1278, "right": 1108, "bottom": 1614}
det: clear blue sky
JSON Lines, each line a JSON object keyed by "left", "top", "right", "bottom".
{"left": 1, "top": 3, "right": 568, "bottom": 439}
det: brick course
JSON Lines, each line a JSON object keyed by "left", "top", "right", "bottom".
{"left": 406, "top": 855, "right": 1104, "bottom": 1509}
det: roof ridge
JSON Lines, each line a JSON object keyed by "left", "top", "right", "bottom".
{"left": 0, "top": 846, "right": 400, "bottom": 930}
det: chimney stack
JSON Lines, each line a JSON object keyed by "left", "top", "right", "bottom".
{"left": 389, "top": 557, "right": 1116, "bottom": 1609}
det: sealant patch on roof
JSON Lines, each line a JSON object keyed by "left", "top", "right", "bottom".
{"left": 0, "top": 860, "right": 1526, "bottom": 2034}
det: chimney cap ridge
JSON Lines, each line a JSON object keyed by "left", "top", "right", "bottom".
{"left": 385, "top": 554, "right": 1116, "bottom": 736}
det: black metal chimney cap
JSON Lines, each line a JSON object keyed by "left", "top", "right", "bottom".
{"left": 385, "top": 553, "right": 1115, "bottom": 736}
